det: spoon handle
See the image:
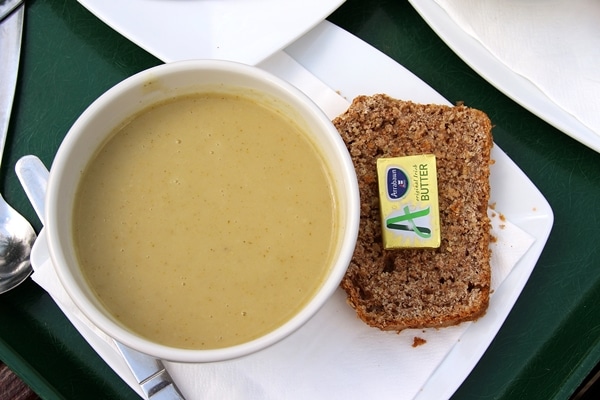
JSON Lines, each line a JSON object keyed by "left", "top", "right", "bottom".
{"left": 0, "top": 3, "right": 24, "bottom": 167}
{"left": 15, "top": 155, "right": 49, "bottom": 225}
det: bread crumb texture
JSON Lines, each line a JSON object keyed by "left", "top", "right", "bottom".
{"left": 333, "top": 94, "right": 493, "bottom": 332}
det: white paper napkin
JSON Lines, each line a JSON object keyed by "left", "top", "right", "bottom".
{"left": 30, "top": 208, "right": 534, "bottom": 400}
{"left": 435, "top": 0, "right": 600, "bottom": 136}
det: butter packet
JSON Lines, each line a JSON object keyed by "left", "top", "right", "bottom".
{"left": 376, "top": 155, "right": 440, "bottom": 249}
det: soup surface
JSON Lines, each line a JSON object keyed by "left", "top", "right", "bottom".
{"left": 73, "top": 93, "right": 337, "bottom": 349}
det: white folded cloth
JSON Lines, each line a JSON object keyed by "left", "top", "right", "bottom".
{"left": 435, "top": 0, "right": 600, "bottom": 136}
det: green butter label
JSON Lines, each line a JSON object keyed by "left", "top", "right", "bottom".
{"left": 377, "top": 155, "right": 440, "bottom": 249}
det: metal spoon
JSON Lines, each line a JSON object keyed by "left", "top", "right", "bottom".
{"left": 0, "top": 3, "right": 36, "bottom": 294}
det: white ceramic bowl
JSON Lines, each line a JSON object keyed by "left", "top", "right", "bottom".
{"left": 45, "top": 60, "right": 360, "bottom": 363}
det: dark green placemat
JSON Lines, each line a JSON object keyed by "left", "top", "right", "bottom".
{"left": 1, "top": 1, "right": 598, "bottom": 399}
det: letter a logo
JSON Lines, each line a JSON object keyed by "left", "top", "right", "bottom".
{"left": 386, "top": 206, "right": 432, "bottom": 238}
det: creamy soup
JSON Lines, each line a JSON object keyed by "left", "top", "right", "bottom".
{"left": 73, "top": 93, "right": 338, "bottom": 349}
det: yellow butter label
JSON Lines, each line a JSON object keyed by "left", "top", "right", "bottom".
{"left": 376, "top": 155, "right": 440, "bottom": 249}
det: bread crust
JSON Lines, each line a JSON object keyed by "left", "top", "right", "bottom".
{"left": 333, "top": 94, "right": 493, "bottom": 331}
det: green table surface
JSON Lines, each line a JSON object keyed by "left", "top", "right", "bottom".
{"left": 1, "top": 0, "right": 599, "bottom": 399}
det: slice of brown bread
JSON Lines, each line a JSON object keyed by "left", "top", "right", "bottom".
{"left": 333, "top": 94, "right": 493, "bottom": 331}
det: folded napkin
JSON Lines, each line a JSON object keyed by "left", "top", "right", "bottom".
{"left": 435, "top": 0, "right": 600, "bottom": 136}
{"left": 30, "top": 208, "right": 534, "bottom": 400}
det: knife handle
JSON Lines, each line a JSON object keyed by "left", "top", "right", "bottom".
{"left": 142, "top": 369, "right": 185, "bottom": 400}
{"left": 114, "top": 340, "right": 186, "bottom": 399}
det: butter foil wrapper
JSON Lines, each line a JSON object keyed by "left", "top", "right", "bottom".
{"left": 376, "top": 155, "right": 440, "bottom": 249}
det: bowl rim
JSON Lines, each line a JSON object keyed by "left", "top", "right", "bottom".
{"left": 44, "top": 59, "right": 360, "bottom": 363}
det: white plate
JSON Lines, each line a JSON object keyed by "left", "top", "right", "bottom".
{"left": 30, "top": 20, "right": 554, "bottom": 400}
{"left": 77, "top": 0, "right": 346, "bottom": 65}
{"left": 408, "top": 0, "right": 600, "bottom": 154}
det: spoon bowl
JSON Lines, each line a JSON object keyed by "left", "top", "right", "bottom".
{"left": 0, "top": 193, "right": 36, "bottom": 293}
